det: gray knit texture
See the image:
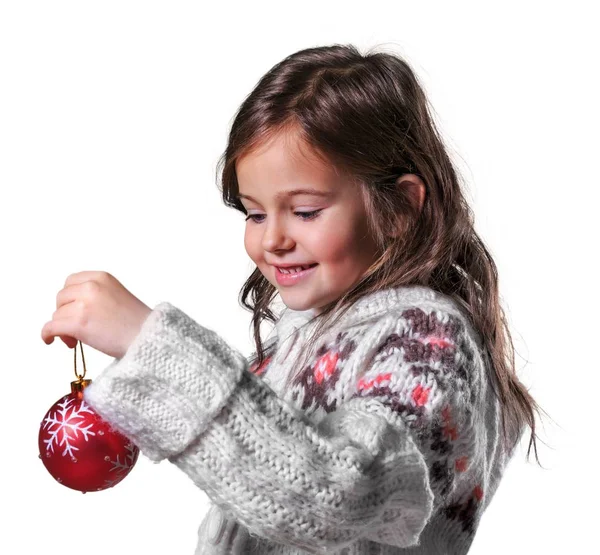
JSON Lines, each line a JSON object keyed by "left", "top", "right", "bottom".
{"left": 83, "top": 285, "right": 517, "bottom": 554}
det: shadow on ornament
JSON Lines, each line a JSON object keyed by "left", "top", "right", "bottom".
{"left": 38, "top": 340, "right": 139, "bottom": 493}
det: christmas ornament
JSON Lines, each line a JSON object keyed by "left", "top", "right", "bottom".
{"left": 38, "top": 341, "right": 139, "bottom": 493}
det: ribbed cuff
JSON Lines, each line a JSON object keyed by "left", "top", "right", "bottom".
{"left": 83, "top": 302, "right": 247, "bottom": 462}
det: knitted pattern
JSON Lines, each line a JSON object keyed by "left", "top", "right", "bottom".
{"left": 83, "top": 285, "right": 518, "bottom": 554}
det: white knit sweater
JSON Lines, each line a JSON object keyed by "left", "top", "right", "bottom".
{"left": 83, "top": 285, "right": 518, "bottom": 554}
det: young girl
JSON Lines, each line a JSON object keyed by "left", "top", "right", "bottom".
{"left": 41, "top": 44, "right": 545, "bottom": 554}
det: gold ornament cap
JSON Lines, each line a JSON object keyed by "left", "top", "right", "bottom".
{"left": 71, "top": 378, "right": 92, "bottom": 394}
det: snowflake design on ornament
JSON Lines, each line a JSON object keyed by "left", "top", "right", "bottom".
{"left": 41, "top": 396, "right": 95, "bottom": 458}
{"left": 103, "top": 442, "right": 138, "bottom": 488}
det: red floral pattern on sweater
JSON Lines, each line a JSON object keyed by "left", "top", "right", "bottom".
{"left": 278, "top": 307, "right": 487, "bottom": 539}
{"left": 242, "top": 303, "right": 498, "bottom": 544}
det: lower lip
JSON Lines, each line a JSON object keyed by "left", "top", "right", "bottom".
{"left": 275, "top": 264, "right": 318, "bottom": 286}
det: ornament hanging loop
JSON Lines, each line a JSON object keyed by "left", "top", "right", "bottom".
{"left": 74, "top": 340, "right": 87, "bottom": 381}
{"left": 71, "top": 340, "right": 91, "bottom": 395}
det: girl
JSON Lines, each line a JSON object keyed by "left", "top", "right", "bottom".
{"left": 41, "top": 44, "right": 545, "bottom": 554}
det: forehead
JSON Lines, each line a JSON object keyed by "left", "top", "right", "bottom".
{"left": 235, "top": 131, "right": 341, "bottom": 199}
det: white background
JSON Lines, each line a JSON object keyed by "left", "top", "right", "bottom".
{"left": 1, "top": 1, "right": 597, "bottom": 553}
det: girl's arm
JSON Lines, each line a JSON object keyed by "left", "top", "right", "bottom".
{"left": 83, "top": 302, "right": 483, "bottom": 552}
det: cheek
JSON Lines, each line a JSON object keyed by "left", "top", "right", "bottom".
{"left": 243, "top": 229, "right": 259, "bottom": 262}
{"left": 316, "top": 221, "right": 357, "bottom": 262}
{"left": 244, "top": 229, "right": 270, "bottom": 270}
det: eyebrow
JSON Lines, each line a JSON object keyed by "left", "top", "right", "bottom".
{"left": 236, "top": 188, "right": 334, "bottom": 203}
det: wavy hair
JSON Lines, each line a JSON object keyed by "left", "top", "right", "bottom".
{"left": 215, "top": 44, "right": 547, "bottom": 465}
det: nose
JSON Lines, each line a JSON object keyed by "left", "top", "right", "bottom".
{"left": 261, "top": 214, "right": 294, "bottom": 252}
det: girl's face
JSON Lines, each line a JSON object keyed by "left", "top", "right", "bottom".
{"left": 236, "top": 130, "right": 380, "bottom": 315}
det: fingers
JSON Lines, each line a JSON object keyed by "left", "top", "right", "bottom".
{"left": 41, "top": 315, "right": 78, "bottom": 346}
{"left": 56, "top": 283, "right": 99, "bottom": 311}
{"left": 43, "top": 271, "right": 109, "bottom": 348}
{"left": 41, "top": 321, "right": 54, "bottom": 344}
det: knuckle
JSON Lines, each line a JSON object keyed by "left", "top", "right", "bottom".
{"left": 100, "top": 271, "right": 116, "bottom": 286}
{"left": 83, "top": 280, "right": 100, "bottom": 296}
{"left": 75, "top": 299, "right": 87, "bottom": 315}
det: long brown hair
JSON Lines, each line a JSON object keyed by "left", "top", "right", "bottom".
{"left": 215, "top": 44, "right": 548, "bottom": 465}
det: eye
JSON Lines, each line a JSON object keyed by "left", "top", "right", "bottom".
{"left": 244, "top": 210, "right": 322, "bottom": 223}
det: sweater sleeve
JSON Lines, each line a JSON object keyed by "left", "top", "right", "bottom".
{"left": 83, "top": 302, "right": 479, "bottom": 551}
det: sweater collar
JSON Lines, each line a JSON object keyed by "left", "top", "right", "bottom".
{"left": 274, "top": 284, "right": 477, "bottom": 345}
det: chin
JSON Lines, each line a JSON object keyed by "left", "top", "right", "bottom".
{"left": 279, "top": 296, "right": 312, "bottom": 311}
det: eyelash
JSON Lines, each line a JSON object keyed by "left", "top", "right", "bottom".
{"left": 244, "top": 210, "right": 322, "bottom": 223}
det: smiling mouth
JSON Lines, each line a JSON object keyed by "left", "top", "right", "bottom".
{"left": 274, "top": 263, "right": 318, "bottom": 285}
{"left": 276, "top": 263, "right": 318, "bottom": 273}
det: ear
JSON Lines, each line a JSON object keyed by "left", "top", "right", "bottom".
{"left": 396, "top": 174, "right": 426, "bottom": 214}
{"left": 385, "top": 174, "right": 426, "bottom": 239}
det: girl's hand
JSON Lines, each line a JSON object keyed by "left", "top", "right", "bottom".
{"left": 41, "top": 271, "right": 152, "bottom": 360}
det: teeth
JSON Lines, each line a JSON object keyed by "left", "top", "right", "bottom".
{"left": 279, "top": 265, "right": 311, "bottom": 274}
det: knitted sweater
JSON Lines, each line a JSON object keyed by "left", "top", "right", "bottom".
{"left": 83, "top": 285, "right": 518, "bottom": 554}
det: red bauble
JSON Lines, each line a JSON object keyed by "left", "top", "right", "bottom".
{"left": 38, "top": 379, "right": 139, "bottom": 493}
